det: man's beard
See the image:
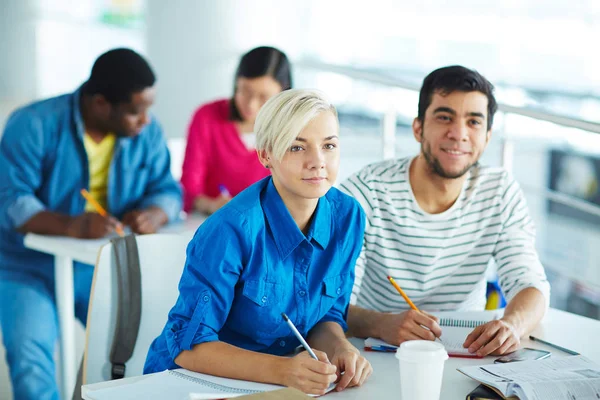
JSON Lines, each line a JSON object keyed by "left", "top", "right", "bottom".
{"left": 421, "top": 135, "right": 475, "bottom": 179}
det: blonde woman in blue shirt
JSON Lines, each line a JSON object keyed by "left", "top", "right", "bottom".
{"left": 145, "top": 89, "right": 372, "bottom": 395}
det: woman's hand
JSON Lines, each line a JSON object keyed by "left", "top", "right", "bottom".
{"left": 330, "top": 343, "right": 373, "bottom": 391}
{"left": 279, "top": 350, "right": 337, "bottom": 395}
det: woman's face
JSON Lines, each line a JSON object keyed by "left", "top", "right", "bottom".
{"left": 234, "top": 76, "right": 283, "bottom": 123}
{"left": 265, "top": 111, "right": 340, "bottom": 204}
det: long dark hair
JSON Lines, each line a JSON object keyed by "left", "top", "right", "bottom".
{"left": 230, "top": 46, "right": 292, "bottom": 121}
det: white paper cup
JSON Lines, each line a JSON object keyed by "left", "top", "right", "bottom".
{"left": 395, "top": 340, "right": 449, "bottom": 400}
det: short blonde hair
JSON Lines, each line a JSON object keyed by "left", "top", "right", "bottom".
{"left": 255, "top": 89, "right": 338, "bottom": 161}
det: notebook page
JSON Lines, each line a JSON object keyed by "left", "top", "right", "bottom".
{"left": 176, "top": 369, "right": 283, "bottom": 393}
{"left": 84, "top": 370, "right": 224, "bottom": 400}
{"left": 437, "top": 326, "right": 479, "bottom": 355}
{"left": 433, "top": 311, "right": 502, "bottom": 355}
{"left": 179, "top": 369, "right": 335, "bottom": 399}
{"left": 84, "top": 369, "right": 285, "bottom": 400}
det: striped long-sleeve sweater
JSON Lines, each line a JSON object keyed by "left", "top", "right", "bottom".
{"left": 340, "top": 157, "right": 550, "bottom": 312}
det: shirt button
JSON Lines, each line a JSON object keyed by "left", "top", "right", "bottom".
{"left": 279, "top": 340, "right": 286, "bottom": 347}
{"left": 298, "top": 290, "right": 306, "bottom": 297}
{"left": 202, "top": 295, "right": 209, "bottom": 302}
{"left": 336, "top": 287, "right": 341, "bottom": 295}
{"left": 261, "top": 296, "right": 267, "bottom": 303}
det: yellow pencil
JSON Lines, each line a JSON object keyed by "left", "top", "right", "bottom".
{"left": 387, "top": 275, "right": 420, "bottom": 312}
{"left": 80, "top": 189, "right": 125, "bottom": 237}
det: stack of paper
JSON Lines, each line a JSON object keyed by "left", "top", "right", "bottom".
{"left": 458, "top": 355, "right": 600, "bottom": 400}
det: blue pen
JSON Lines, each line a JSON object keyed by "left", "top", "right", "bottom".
{"left": 282, "top": 313, "right": 318, "bottom": 360}
{"left": 218, "top": 184, "right": 231, "bottom": 197}
{"left": 370, "top": 345, "right": 397, "bottom": 352}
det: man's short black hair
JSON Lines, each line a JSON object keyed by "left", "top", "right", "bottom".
{"left": 82, "top": 48, "right": 155, "bottom": 104}
{"left": 418, "top": 65, "right": 497, "bottom": 131}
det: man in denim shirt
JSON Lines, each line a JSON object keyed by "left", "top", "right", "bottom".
{"left": 0, "top": 48, "right": 182, "bottom": 400}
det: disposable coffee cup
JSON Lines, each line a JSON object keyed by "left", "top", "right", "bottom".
{"left": 395, "top": 340, "right": 448, "bottom": 400}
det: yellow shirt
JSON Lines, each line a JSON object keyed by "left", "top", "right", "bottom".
{"left": 83, "top": 133, "right": 115, "bottom": 212}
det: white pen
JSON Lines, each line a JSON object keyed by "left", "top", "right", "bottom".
{"left": 281, "top": 312, "right": 318, "bottom": 360}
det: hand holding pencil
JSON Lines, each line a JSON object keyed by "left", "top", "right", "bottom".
{"left": 68, "top": 189, "right": 125, "bottom": 239}
{"left": 377, "top": 276, "right": 442, "bottom": 346}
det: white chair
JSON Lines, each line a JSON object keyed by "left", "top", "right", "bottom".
{"left": 81, "top": 233, "right": 189, "bottom": 385}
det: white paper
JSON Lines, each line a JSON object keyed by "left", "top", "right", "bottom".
{"left": 85, "top": 369, "right": 283, "bottom": 400}
{"left": 458, "top": 355, "right": 600, "bottom": 400}
{"left": 85, "top": 368, "right": 334, "bottom": 400}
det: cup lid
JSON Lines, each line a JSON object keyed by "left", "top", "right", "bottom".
{"left": 395, "top": 340, "right": 449, "bottom": 362}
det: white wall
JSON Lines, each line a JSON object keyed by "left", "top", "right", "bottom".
{"left": 0, "top": 0, "right": 37, "bottom": 132}
{"left": 145, "top": 0, "right": 314, "bottom": 138}
{"left": 0, "top": 0, "right": 145, "bottom": 138}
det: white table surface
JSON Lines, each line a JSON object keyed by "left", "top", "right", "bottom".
{"left": 81, "top": 308, "right": 600, "bottom": 400}
{"left": 23, "top": 214, "right": 207, "bottom": 400}
{"left": 24, "top": 214, "right": 206, "bottom": 265}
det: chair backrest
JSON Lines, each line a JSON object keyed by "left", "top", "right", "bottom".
{"left": 82, "top": 233, "right": 188, "bottom": 384}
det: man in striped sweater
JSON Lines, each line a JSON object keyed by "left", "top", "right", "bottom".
{"left": 341, "top": 66, "right": 550, "bottom": 357}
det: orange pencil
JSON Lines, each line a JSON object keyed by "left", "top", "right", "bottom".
{"left": 79, "top": 189, "right": 125, "bottom": 237}
{"left": 387, "top": 275, "right": 420, "bottom": 312}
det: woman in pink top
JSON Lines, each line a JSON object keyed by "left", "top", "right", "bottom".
{"left": 181, "top": 46, "right": 292, "bottom": 214}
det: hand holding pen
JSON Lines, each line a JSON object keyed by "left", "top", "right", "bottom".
{"left": 281, "top": 313, "right": 337, "bottom": 395}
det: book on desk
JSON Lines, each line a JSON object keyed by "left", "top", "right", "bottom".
{"left": 465, "top": 384, "right": 506, "bottom": 400}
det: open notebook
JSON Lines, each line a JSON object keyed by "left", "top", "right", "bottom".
{"left": 82, "top": 368, "right": 335, "bottom": 400}
{"left": 364, "top": 310, "right": 503, "bottom": 358}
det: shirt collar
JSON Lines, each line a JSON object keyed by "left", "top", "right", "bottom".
{"left": 262, "top": 178, "right": 332, "bottom": 259}
{"left": 72, "top": 87, "right": 86, "bottom": 139}
{"left": 305, "top": 190, "right": 332, "bottom": 250}
{"left": 71, "top": 85, "right": 132, "bottom": 143}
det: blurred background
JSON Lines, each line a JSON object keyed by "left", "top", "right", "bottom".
{"left": 1, "top": 0, "right": 600, "bottom": 397}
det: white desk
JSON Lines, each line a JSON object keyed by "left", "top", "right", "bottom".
{"left": 82, "top": 308, "right": 600, "bottom": 399}
{"left": 23, "top": 214, "right": 207, "bottom": 400}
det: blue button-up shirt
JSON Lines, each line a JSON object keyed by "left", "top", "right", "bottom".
{"left": 0, "top": 88, "right": 182, "bottom": 283}
{"left": 144, "top": 177, "right": 365, "bottom": 373}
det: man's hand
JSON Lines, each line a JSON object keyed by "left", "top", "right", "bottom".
{"left": 463, "top": 319, "right": 520, "bottom": 357}
{"left": 122, "top": 207, "right": 168, "bottom": 234}
{"left": 66, "top": 212, "right": 122, "bottom": 239}
{"left": 378, "top": 309, "right": 442, "bottom": 346}
{"left": 330, "top": 343, "right": 372, "bottom": 391}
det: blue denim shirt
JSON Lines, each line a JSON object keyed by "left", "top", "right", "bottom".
{"left": 144, "top": 177, "right": 365, "bottom": 373}
{"left": 0, "top": 88, "right": 182, "bottom": 283}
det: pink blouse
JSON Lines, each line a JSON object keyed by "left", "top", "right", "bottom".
{"left": 180, "top": 99, "right": 270, "bottom": 212}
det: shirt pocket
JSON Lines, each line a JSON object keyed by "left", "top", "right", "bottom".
{"left": 319, "top": 273, "right": 350, "bottom": 318}
{"left": 235, "top": 279, "right": 285, "bottom": 337}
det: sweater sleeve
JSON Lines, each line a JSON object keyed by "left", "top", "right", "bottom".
{"left": 493, "top": 175, "right": 550, "bottom": 310}
{"left": 180, "top": 107, "right": 210, "bottom": 212}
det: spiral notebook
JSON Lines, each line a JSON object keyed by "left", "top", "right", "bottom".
{"left": 82, "top": 368, "right": 334, "bottom": 400}
{"left": 364, "top": 310, "right": 503, "bottom": 358}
